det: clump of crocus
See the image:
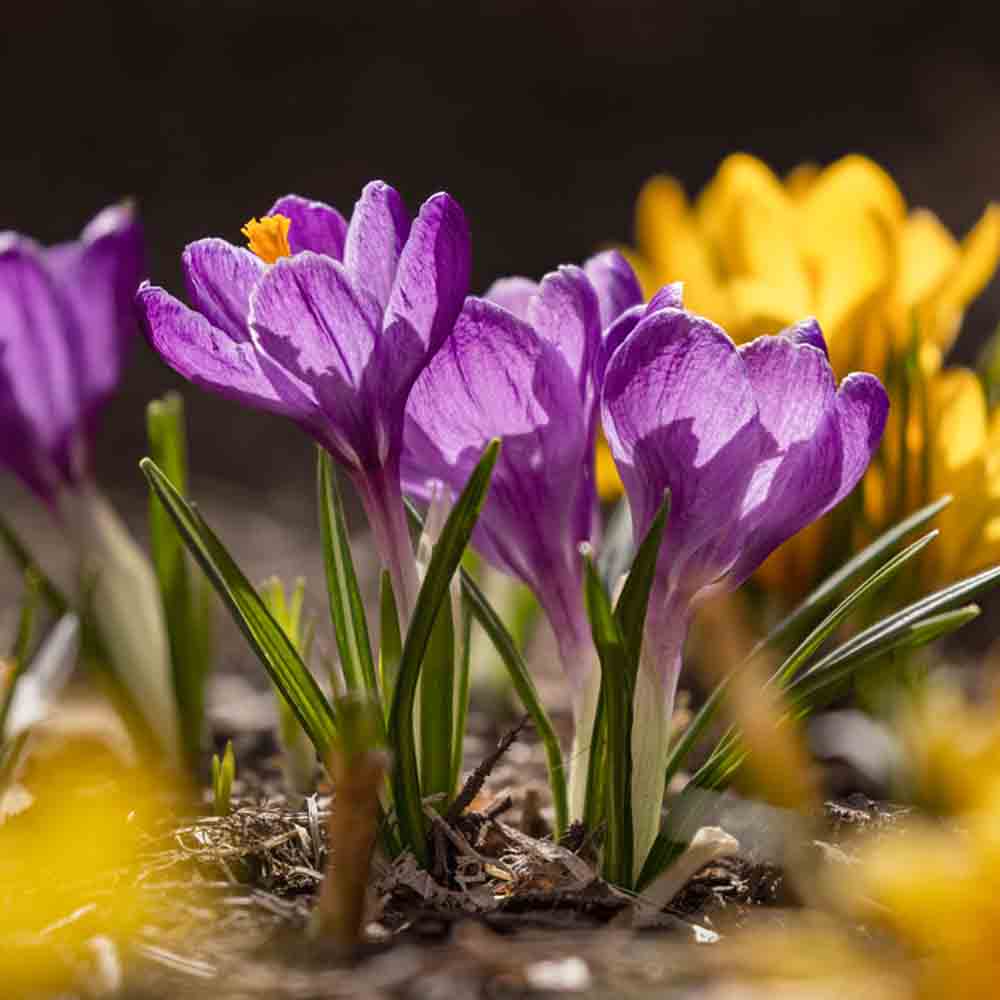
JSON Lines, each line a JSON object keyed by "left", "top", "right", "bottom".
{"left": 601, "top": 305, "right": 888, "bottom": 865}
{"left": 403, "top": 251, "right": 642, "bottom": 816}
{"left": 606, "top": 154, "right": 999, "bottom": 598}
{"left": 0, "top": 205, "right": 181, "bottom": 762}
{"left": 139, "top": 181, "right": 471, "bottom": 622}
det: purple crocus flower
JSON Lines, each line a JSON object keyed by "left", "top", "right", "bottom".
{"left": 0, "top": 204, "right": 184, "bottom": 763}
{"left": 0, "top": 203, "right": 143, "bottom": 502}
{"left": 403, "top": 251, "right": 641, "bottom": 816}
{"left": 138, "top": 181, "right": 471, "bottom": 618}
{"left": 601, "top": 305, "right": 889, "bottom": 866}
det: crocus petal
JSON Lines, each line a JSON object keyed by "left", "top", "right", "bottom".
{"left": 731, "top": 367, "right": 888, "bottom": 586}
{"left": 378, "top": 191, "right": 471, "bottom": 398}
{"left": 595, "top": 304, "right": 644, "bottom": 387}
{"left": 268, "top": 194, "right": 348, "bottom": 259}
{"left": 249, "top": 253, "right": 382, "bottom": 467}
{"left": 249, "top": 252, "right": 377, "bottom": 388}
{"left": 404, "top": 297, "right": 588, "bottom": 595}
{"left": 526, "top": 265, "right": 601, "bottom": 404}
{"left": 182, "top": 238, "right": 264, "bottom": 342}
{"left": 0, "top": 236, "right": 80, "bottom": 455}
{"left": 646, "top": 282, "right": 685, "bottom": 313}
{"left": 832, "top": 371, "right": 891, "bottom": 504}
{"left": 43, "top": 202, "right": 144, "bottom": 412}
{"left": 343, "top": 180, "right": 410, "bottom": 312}
{"left": 584, "top": 249, "right": 643, "bottom": 329}
{"left": 138, "top": 284, "right": 314, "bottom": 420}
{"left": 601, "top": 308, "right": 769, "bottom": 586}
{"left": 483, "top": 276, "right": 538, "bottom": 320}
{"left": 780, "top": 316, "right": 829, "bottom": 355}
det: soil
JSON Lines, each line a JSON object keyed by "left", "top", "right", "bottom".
{"left": 7, "top": 695, "right": 912, "bottom": 1000}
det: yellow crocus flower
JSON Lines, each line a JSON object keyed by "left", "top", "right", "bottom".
{"left": 608, "top": 154, "right": 1000, "bottom": 598}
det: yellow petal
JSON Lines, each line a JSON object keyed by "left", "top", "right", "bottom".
{"left": 633, "top": 174, "right": 730, "bottom": 325}
{"left": 808, "top": 207, "right": 897, "bottom": 370}
{"left": 927, "top": 369, "right": 990, "bottom": 578}
{"left": 928, "top": 202, "right": 1000, "bottom": 353}
{"left": 726, "top": 276, "right": 806, "bottom": 342}
{"left": 696, "top": 153, "right": 787, "bottom": 256}
{"left": 898, "top": 209, "right": 959, "bottom": 310}
{"left": 784, "top": 162, "right": 820, "bottom": 199}
{"left": 804, "top": 154, "right": 907, "bottom": 227}
{"left": 595, "top": 435, "right": 623, "bottom": 501}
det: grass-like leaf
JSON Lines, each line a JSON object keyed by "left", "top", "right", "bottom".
{"left": 317, "top": 451, "right": 377, "bottom": 698}
{"left": 419, "top": 587, "right": 456, "bottom": 805}
{"left": 757, "top": 494, "right": 952, "bottom": 653}
{"left": 796, "top": 562, "right": 1000, "bottom": 683}
{"left": 614, "top": 491, "right": 670, "bottom": 676}
{"left": 141, "top": 457, "right": 336, "bottom": 759}
{"left": 387, "top": 440, "right": 499, "bottom": 865}
{"left": 582, "top": 551, "right": 634, "bottom": 887}
{"left": 147, "top": 392, "right": 213, "bottom": 767}
{"left": 664, "top": 529, "right": 939, "bottom": 789}
{"left": 461, "top": 569, "right": 569, "bottom": 837}
{"left": 378, "top": 571, "right": 403, "bottom": 713}
{"left": 0, "top": 512, "right": 68, "bottom": 616}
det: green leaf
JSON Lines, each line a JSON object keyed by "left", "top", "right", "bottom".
{"left": 665, "top": 529, "right": 940, "bottom": 789}
{"left": 461, "top": 569, "right": 568, "bottom": 837}
{"left": 757, "top": 495, "right": 952, "bottom": 653}
{"left": 141, "top": 457, "right": 336, "bottom": 759}
{"left": 789, "top": 605, "right": 982, "bottom": 712}
{"left": 212, "top": 739, "right": 236, "bottom": 816}
{"left": 0, "top": 511, "right": 68, "bottom": 616}
{"left": 774, "top": 529, "right": 939, "bottom": 688}
{"left": 317, "top": 451, "right": 378, "bottom": 699}
{"left": 418, "top": 587, "right": 455, "bottom": 805}
{"left": 387, "top": 440, "right": 499, "bottom": 865}
{"left": 147, "top": 392, "right": 212, "bottom": 767}
{"left": 796, "top": 562, "right": 1000, "bottom": 683}
{"left": 582, "top": 552, "right": 634, "bottom": 888}
{"left": 378, "top": 571, "right": 403, "bottom": 712}
{"left": 0, "top": 572, "right": 42, "bottom": 737}
{"left": 614, "top": 491, "right": 670, "bottom": 678}
{"left": 450, "top": 594, "right": 473, "bottom": 796}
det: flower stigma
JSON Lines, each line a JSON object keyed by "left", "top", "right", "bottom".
{"left": 241, "top": 214, "right": 292, "bottom": 264}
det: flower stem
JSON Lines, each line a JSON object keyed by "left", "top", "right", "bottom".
{"left": 351, "top": 463, "right": 420, "bottom": 630}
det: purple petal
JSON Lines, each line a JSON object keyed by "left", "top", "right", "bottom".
{"left": 584, "top": 250, "right": 643, "bottom": 329}
{"left": 377, "top": 191, "right": 471, "bottom": 400}
{"left": 526, "top": 265, "right": 602, "bottom": 404}
{"left": 182, "top": 238, "right": 263, "bottom": 343}
{"left": 595, "top": 303, "right": 644, "bottom": 388}
{"left": 343, "top": 181, "right": 410, "bottom": 312}
{"left": 0, "top": 236, "right": 80, "bottom": 460}
{"left": 249, "top": 252, "right": 378, "bottom": 388}
{"left": 139, "top": 283, "right": 316, "bottom": 419}
{"left": 483, "top": 276, "right": 538, "bottom": 321}
{"left": 404, "top": 297, "right": 591, "bottom": 595}
{"left": 739, "top": 331, "right": 836, "bottom": 453}
{"left": 268, "top": 194, "right": 348, "bottom": 259}
{"left": 727, "top": 345, "right": 888, "bottom": 585}
{"left": 42, "top": 201, "right": 144, "bottom": 418}
{"left": 646, "top": 281, "right": 685, "bottom": 314}
{"left": 832, "top": 372, "right": 890, "bottom": 503}
{"left": 248, "top": 253, "right": 384, "bottom": 467}
{"left": 601, "top": 308, "right": 770, "bottom": 585}
{"left": 780, "top": 317, "right": 828, "bottom": 356}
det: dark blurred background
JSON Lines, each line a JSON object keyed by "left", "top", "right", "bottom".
{"left": 3, "top": 0, "right": 999, "bottom": 526}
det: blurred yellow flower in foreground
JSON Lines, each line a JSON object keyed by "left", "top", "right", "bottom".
{"left": 712, "top": 681, "right": 1000, "bottom": 1000}
{"left": 846, "top": 681, "right": 1000, "bottom": 998}
{"left": 0, "top": 740, "right": 180, "bottom": 994}
{"left": 606, "top": 154, "right": 1000, "bottom": 599}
